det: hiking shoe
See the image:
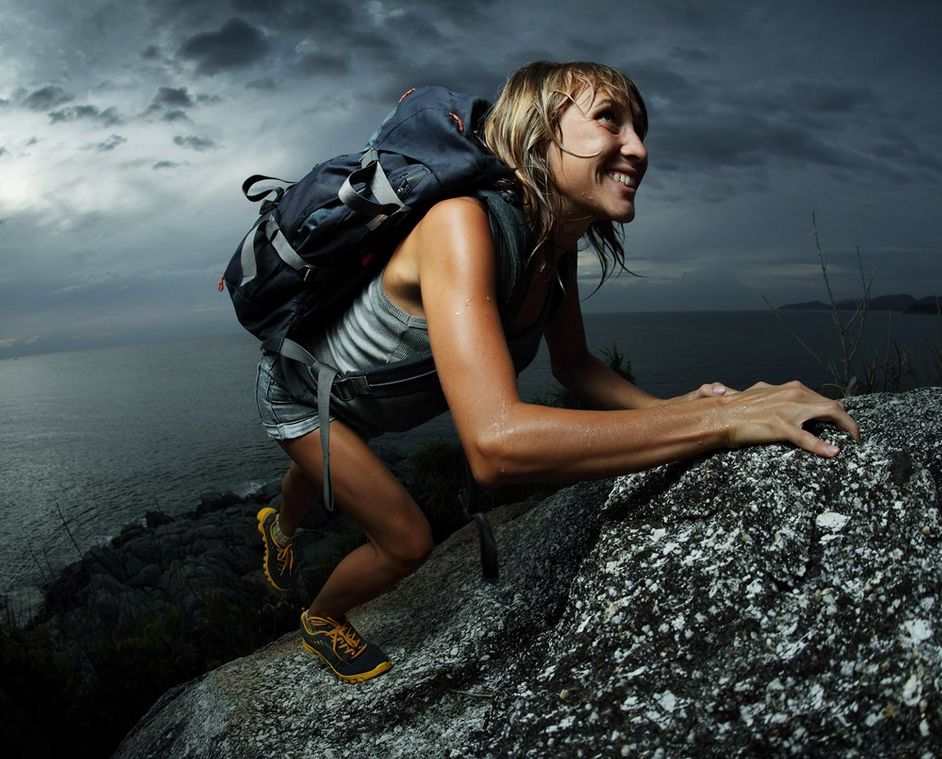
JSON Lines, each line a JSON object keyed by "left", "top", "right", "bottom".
{"left": 256, "top": 506, "right": 297, "bottom": 592}
{"left": 300, "top": 611, "right": 392, "bottom": 683}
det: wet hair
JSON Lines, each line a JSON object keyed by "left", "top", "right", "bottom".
{"left": 480, "top": 60, "right": 647, "bottom": 284}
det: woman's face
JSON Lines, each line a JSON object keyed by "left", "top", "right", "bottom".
{"left": 546, "top": 87, "right": 647, "bottom": 230}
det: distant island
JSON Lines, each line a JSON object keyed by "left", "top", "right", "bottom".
{"left": 780, "top": 294, "right": 942, "bottom": 314}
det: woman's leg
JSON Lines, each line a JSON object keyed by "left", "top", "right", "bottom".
{"left": 279, "top": 419, "right": 433, "bottom": 620}
{"left": 277, "top": 460, "right": 321, "bottom": 536}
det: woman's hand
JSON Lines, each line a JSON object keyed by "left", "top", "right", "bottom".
{"left": 718, "top": 380, "right": 859, "bottom": 458}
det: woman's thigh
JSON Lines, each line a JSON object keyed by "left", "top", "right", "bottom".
{"left": 279, "top": 420, "right": 431, "bottom": 552}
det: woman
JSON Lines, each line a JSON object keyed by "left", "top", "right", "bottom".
{"left": 254, "top": 61, "right": 859, "bottom": 683}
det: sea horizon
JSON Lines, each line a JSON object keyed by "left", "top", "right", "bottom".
{"left": 3, "top": 299, "right": 940, "bottom": 362}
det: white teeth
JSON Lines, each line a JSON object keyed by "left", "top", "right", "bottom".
{"left": 610, "top": 172, "right": 637, "bottom": 188}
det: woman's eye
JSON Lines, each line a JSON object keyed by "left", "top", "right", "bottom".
{"left": 596, "top": 110, "right": 619, "bottom": 129}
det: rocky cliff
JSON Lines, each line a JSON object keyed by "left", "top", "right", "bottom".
{"left": 116, "top": 388, "right": 942, "bottom": 758}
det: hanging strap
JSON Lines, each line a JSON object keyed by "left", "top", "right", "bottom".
{"left": 460, "top": 458, "right": 498, "bottom": 582}
{"left": 281, "top": 338, "right": 338, "bottom": 511}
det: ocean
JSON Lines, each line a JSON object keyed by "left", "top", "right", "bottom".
{"left": 1, "top": 310, "right": 939, "bottom": 617}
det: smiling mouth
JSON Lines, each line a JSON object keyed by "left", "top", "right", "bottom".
{"left": 608, "top": 171, "right": 638, "bottom": 189}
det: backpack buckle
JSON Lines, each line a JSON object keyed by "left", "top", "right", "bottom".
{"left": 301, "top": 266, "right": 319, "bottom": 283}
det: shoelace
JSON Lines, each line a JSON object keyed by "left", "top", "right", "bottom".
{"left": 275, "top": 540, "right": 294, "bottom": 576}
{"left": 330, "top": 621, "right": 366, "bottom": 658}
{"left": 305, "top": 614, "right": 366, "bottom": 658}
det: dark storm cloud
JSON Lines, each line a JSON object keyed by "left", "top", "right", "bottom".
{"left": 153, "top": 160, "right": 185, "bottom": 169}
{"left": 722, "top": 80, "right": 874, "bottom": 124}
{"left": 287, "top": 26, "right": 400, "bottom": 79}
{"left": 651, "top": 114, "right": 854, "bottom": 179}
{"left": 152, "top": 86, "right": 196, "bottom": 109}
{"left": 405, "top": 0, "right": 499, "bottom": 23}
{"left": 230, "top": 0, "right": 355, "bottom": 31}
{"left": 49, "top": 105, "right": 123, "bottom": 127}
{"left": 94, "top": 135, "right": 126, "bottom": 152}
{"left": 790, "top": 81, "right": 871, "bottom": 114}
{"left": 367, "top": 55, "right": 510, "bottom": 102}
{"left": 173, "top": 135, "right": 218, "bottom": 151}
{"left": 161, "top": 109, "right": 190, "bottom": 122}
{"left": 141, "top": 45, "right": 161, "bottom": 60}
{"left": 22, "top": 85, "right": 74, "bottom": 111}
{"left": 669, "top": 47, "right": 719, "bottom": 65}
{"left": 629, "top": 62, "right": 908, "bottom": 190}
{"left": 864, "top": 134, "right": 942, "bottom": 182}
{"left": 245, "top": 77, "right": 276, "bottom": 91}
{"left": 146, "top": 87, "right": 220, "bottom": 119}
{"left": 295, "top": 52, "right": 350, "bottom": 77}
{"left": 374, "top": 10, "right": 444, "bottom": 46}
{"left": 222, "top": 0, "right": 445, "bottom": 82}
{"left": 178, "top": 18, "right": 272, "bottom": 75}
{"left": 622, "top": 61, "right": 699, "bottom": 105}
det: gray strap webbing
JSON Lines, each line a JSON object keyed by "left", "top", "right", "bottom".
{"left": 338, "top": 153, "right": 408, "bottom": 219}
{"left": 238, "top": 223, "right": 260, "bottom": 285}
{"left": 264, "top": 219, "right": 307, "bottom": 271}
{"left": 316, "top": 362, "right": 338, "bottom": 511}
{"left": 281, "top": 338, "right": 338, "bottom": 511}
{"left": 239, "top": 218, "right": 309, "bottom": 286}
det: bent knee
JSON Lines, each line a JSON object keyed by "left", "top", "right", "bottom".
{"left": 381, "top": 529, "right": 434, "bottom": 574}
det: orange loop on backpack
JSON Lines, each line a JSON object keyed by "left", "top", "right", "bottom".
{"left": 448, "top": 112, "right": 464, "bottom": 133}
{"left": 399, "top": 87, "right": 416, "bottom": 103}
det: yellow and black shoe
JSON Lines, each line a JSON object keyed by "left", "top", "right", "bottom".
{"left": 300, "top": 611, "right": 392, "bottom": 683}
{"left": 256, "top": 506, "right": 298, "bottom": 592}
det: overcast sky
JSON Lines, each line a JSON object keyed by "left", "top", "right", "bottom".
{"left": 1, "top": 0, "right": 939, "bottom": 357}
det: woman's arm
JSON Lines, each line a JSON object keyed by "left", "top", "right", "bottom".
{"left": 544, "top": 262, "right": 733, "bottom": 408}
{"left": 416, "top": 197, "right": 858, "bottom": 488}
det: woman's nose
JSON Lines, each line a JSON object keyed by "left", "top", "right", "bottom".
{"left": 620, "top": 129, "right": 647, "bottom": 163}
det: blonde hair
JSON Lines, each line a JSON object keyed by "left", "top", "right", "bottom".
{"left": 480, "top": 61, "right": 647, "bottom": 283}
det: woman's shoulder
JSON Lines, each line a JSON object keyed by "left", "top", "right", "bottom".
{"left": 407, "top": 195, "right": 494, "bottom": 255}
{"left": 421, "top": 195, "right": 489, "bottom": 226}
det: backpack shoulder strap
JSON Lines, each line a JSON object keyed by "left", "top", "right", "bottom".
{"left": 473, "top": 188, "right": 530, "bottom": 322}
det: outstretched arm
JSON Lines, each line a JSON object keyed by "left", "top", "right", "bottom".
{"left": 416, "top": 198, "right": 859, "bottom": 488}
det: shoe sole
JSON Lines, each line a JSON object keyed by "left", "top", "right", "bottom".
{"left": 301, "top": 640, "right": 392, "bottom": 683}
{"left": 256, "top": 506, "right": 292, "bottom": 592}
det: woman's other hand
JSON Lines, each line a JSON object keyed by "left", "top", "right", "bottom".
{"left": 668, "top": 382, "right": 738, "bottom": 403}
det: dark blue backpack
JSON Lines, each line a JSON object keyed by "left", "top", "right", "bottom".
{"left": 223, "top": 86, "right": 532, "bottom": 581}
{"left": 223, "top": 86, "right": 515, "bottom": 353}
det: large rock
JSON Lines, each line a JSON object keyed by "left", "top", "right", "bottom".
{"left": 115, "top": 388, "right": 942, "bottom": 757}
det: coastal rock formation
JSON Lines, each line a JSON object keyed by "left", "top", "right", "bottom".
{"left": 115, "top": 388, "right": 942, "bottom": 757}
{"left": 35, "top": 478, "right": 359, "bottom": 670}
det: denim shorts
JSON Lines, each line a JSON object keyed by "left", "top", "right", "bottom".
{"left": 255, "top": 351, "right": 333, "bottom": 441}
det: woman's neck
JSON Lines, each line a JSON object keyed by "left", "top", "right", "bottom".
{"left": 551, "top": 218, "right": 590, "bottom": 258}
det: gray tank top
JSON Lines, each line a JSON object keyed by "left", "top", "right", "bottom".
{"left": 309, "top": 273, "right": 433, "bottom": 374}
{"left": 281, "top": 264, "right": 556, "bottom": 437}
